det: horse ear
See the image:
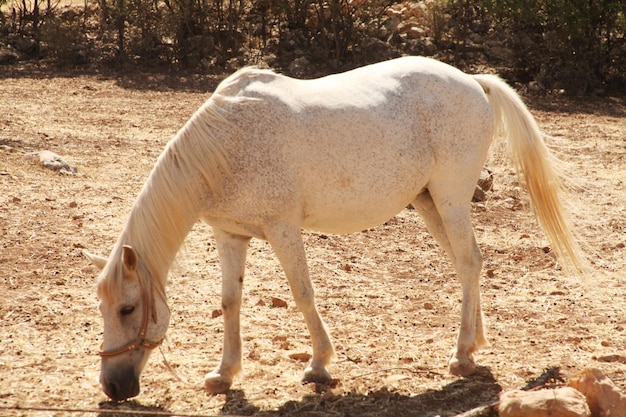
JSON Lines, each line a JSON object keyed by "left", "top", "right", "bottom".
{"left": 122, "top": 245, "right": 138, "bottom": 273}
{"left": 84, "top": 250, "right": 107, "bottom": 271}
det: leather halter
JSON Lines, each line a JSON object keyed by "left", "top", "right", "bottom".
{"left": 99, "top": 290, "right": 163, "bottom": 358}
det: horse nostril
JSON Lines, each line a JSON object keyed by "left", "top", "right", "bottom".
{"left": 103, "top": 380, "right": 120, "bottom": 401}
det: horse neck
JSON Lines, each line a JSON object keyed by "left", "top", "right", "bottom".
{"left": 122, "top": 143, "right": 202, "bottom": 290}
{"left": 120, "top": 97, "right": 233, "bottom": 292}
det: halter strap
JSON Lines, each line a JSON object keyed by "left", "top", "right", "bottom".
{"left": 99, "top": 291, "right": 163, "bottom": 358}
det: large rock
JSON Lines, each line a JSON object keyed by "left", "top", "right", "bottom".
{"left": 568, "top": 368, "right": 626, "bottom": 417}
{"left": 499, "top": 387, "right": 591, "bottom": 417}
{"left": 26, "top": 150, "right": 77, "bottom": 175}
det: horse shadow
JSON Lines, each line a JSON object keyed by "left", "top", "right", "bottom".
{"left": 97, "top": 400, "right": 169, "bottom": 417}
{"left": 97, "top": 367, "right": 501, "bottom": 417}
{"left": 222, "top": 366, "right": 501, "bottom": 417}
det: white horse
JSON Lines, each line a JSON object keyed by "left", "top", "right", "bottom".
{"left": 85, "top": 56, "right": 584, "bottom": 401}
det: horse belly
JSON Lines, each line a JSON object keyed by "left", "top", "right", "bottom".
{"left": 298, "top": 152, "right": 431, "bottom": 234}
{"left": 301, "top": 198, "right": 416, "bottom": 234}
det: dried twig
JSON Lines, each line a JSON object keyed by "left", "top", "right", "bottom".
{"left": 521, "top": 366, "right": 565, "bottom": 391}
{"left": 347, "top": 366, "right": 443, "bottom": 380}
{"left": 454, "top": 403, "right": 499, "bottom": 417}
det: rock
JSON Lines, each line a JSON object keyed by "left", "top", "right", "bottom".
{"left": 477, "top": 167, "right": 494, "bottom": 192}
{"left": 568, "top": 368, "right": 626, "bottom": 417}
{"left": 271, "top": 297, "right": 287, "bottom": 308}
{"left": 473, "top": 167, "right": 494, "bottom": 202}
{"left": 13, "top": 37, "right": 38, "bottom": 55}
{"left": 289, "top": 352, "right": 311, "bottom": 362}
{"left": 595, "top": 354, "right": 626, "bottom": 364}
{"left": 385, "top": 8, "right": 403, "bottom": 19}
{"left": 27, "top": 150, "right": 77, "bottom": 174}
{"left": 406, "top": 26, "right": 426, "bottom": 39}
{"left": 498, "top": 387, "right": 590, "bottom": 417}
{"left": 0, "top": 46, "right": 19, "bottom": 65}
{"left": 0, "top": 144, "right": 16, "bottom": 152}
{"left": 473, "top": 186, "right": 487, "bottom": 202}
{"left": 396, "top": 21, "right": 410, "bottom": 35}
{"left": 289, "top": 57, "right": 310, "bottom": 78}
{"left": 528, "top": 80, "right": 547, "bottom": 95}
{"left": 355, "top": 37, "right": 400, "bottom": 63}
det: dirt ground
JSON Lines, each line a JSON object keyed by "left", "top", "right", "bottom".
{"left": 0, "top": 66, "right": 625, "bottom": 417}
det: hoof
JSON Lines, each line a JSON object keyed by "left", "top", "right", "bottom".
{"left": 204, "top": 373, "right": 233, "bottom": 394}
{"left": 302, "top": 366, "right": 332, "bottom": 385}
{"left": 448, "top": 355, "right": 476, "bottom": 376}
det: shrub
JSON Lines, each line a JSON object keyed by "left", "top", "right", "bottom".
{"left": 478, "top": 0, "right": 626, "bottom": 94}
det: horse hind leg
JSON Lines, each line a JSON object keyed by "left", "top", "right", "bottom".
{"left": 412, "top": 189, "right": 487, "bottom": 376}
{"left": 204, "top": 229, "right": 250, "bottom": 394}
{"left": 265, "top": 223, "right": 335, "bottom": 385}
{"left": 412, "top": 191, "right": 457, "bottom": 265}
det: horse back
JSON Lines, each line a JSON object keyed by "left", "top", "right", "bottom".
{"left": 205, "top": 57, "right": 493, "bottom": 233}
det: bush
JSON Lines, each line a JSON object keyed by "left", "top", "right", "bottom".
{"left": 39, "top": 9, "right": 91, "bottom": 66}
{"left": 2, "top": 0, "right": 625, "bottom": 94}
{"left": 478, "top": 0, "right": 626, "bottom": 94}
{"left": 268, "top": 0, "right": 398, "bottom": 72}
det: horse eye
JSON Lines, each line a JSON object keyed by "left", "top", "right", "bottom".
{"left": 120, "top": 306, "right": 135, "bottom": 316}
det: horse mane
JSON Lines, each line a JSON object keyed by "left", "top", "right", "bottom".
{"left": 97, "top": 78, "right": 243, "bottom": 309}
{"left": 213, "top": 65, "right": 277, "bottom": 96}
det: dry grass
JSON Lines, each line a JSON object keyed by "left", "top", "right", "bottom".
{"left": 0, "top": 69, "right": 625, "bottom": 417}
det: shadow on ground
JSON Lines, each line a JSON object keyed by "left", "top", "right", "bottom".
{"left": 0, "top": 64, "right": 226, "bottom": 94}
{"left": 98, "top": 367, "right": 500, "bottom": 417}
{"left": 256, "top": 367, "right": 500, "bottom": 417}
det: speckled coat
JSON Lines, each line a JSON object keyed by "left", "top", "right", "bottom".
{"left": 87, "top": 56, "right": 582, "bottom": 401}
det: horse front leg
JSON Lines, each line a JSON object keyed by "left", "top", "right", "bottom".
{"left": 204, "top": 229, "right": 250, "bottom": 394}
{"left": 266, "top": 223, "right": 335, "bottom": 384}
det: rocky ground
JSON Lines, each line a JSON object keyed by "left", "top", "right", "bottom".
{"left": 0, "top": 68, "right": 625, "bottom": 416}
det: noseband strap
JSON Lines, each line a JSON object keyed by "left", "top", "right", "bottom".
{"left": 99, "top": 291, "right": 163, "bottom": 358}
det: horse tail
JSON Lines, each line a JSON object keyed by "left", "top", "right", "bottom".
{"left": 472, "top": 74, "right": 585, "bottom": 273}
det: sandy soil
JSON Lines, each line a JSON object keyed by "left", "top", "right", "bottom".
{"left": 0, "top": 67, "right": 625, "bottom": 417}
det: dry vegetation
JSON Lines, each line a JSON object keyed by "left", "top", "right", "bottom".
{"left": 0, "top": 68, "right": 625, "bottom": 416}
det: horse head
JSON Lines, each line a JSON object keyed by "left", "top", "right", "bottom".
{"left": 85, "top": 245, "right": 170, "bottom": 401}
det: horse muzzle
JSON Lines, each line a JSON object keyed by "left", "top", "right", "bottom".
{"left": 100, "top": 365, "right": 141, "bottom": 401}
